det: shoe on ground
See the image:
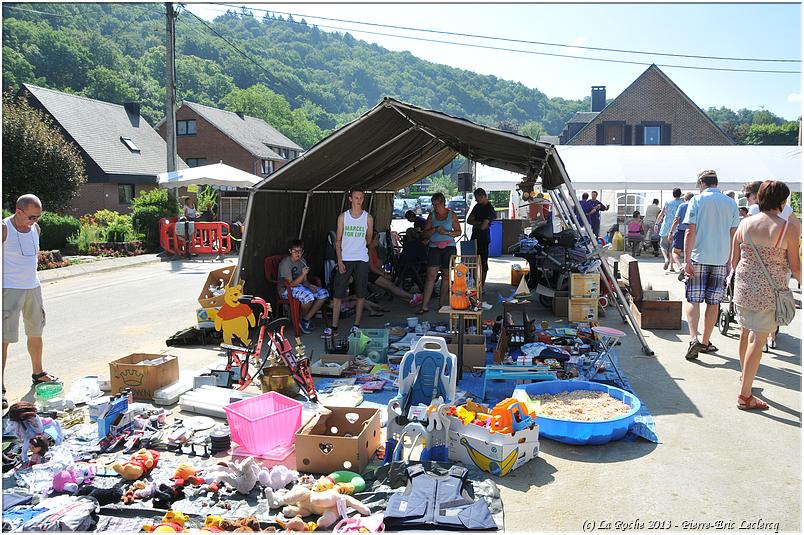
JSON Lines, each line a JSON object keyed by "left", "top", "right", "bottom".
{"left": 300, "top": 319, "right": 313, "bottom": 334}
{"left": 669, "top": 266, "right": 676, "bottom": 273}
{"left": 663, "top": 261, "right": 669, "bottom": 270}
{"left": 350, "top": 326, "right": 361, "bottom": 335}
{"left": 677, "top": 270, "right": 686, "bottom": 282}
{"left": 685, "top": 340, "right": 706, "bottom": 360}
{"left": 699, "top": 342, "right": 718, "bottom": 353}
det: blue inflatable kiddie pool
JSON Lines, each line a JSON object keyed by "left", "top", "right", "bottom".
{"left": 515, "top": 381, "right": 641, "bottom": 445}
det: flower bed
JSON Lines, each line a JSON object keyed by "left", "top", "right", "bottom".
{"left": 88, "top": 241, "right": 145, "bottom": 257}
{"left": 37, "top": 250, "right": 70, "bottom": 271}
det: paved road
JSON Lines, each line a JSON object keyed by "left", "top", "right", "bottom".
{"left": 4, "top": 259, "right": 232, "bottom": 403}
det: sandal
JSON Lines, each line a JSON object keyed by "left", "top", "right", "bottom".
{"left": 415, "top": 308, "right": 429, "bottom": 315}
{"left": 700, "top": 342, "right": 719, "bottom": 353}
{"left": 737, "top": 394, "right": 769, "bottom": 411}
{"left": 31, "top": 372, "right": 59, "bottom": 386}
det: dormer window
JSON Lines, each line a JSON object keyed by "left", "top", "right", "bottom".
{"left": 120, "top": 136, "right": 140, "bottom": 152}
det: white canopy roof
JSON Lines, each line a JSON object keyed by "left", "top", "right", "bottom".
{"left": 157, "top": 162, "right": 260, "bottom": 189}
{"left": 476, "top": 145, "right": 802, "bottom": 192}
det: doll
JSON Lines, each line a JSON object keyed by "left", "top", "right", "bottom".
{"left": 26, "top": 433, "right": 50, "bottom": 467}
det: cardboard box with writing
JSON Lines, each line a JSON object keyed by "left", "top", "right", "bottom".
{"left": 109, "top": 353, "right": 179, "bottom": 401}
{"left": 198, "top": 266, "right": 236, "bottom": 309}
{"left": 569, "top": 298, "right": 598, "bottom": 323}
{"left": 447, "top": 415, "right": 539, "bottom": 477}
{"left": 552, "top": 292, "right": 569, "bottom": 318}
{"left": 295, "top": 406, "right": 381, "bottom": 474}
{"left": 570, "top": 273, "right": 600, "bottom": 299}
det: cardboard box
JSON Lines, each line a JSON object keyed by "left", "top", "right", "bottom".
{"left": 428, "top": 333, "right": 487, "bottom": 369}
{"left": 511, "top": 266, "right": 530, "bottom": 286}
{"left": 570, "top": 273, "right": 600, "bottom": 299}
{"left": 310, "top": 354, "right": 354, "bottom": 377}
{"left": 568, "top": 297, "right": 598, "bottom": 323}
{"left": 552, "top": 292, "right": 569, "bottom": 318}
{"left": 198, "top": 266, "right": 236, "bottom": 309}
{"left": 295, "top": 406, "right": 381, "bottom": 474}
{"left": 109, "top": 353, "right": 180, "bottom": 401}
{"left": 630, "top": 290, "right": 683, "bottom": 330}
{"left": 447, "top": 415, "right": 539, "bottom": 477}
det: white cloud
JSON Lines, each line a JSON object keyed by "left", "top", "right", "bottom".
{"left": 567, "top": 37, "right": 588, "bottom": 57}
{"left": 788, "top": 93, "right": 801, "bottom": 103}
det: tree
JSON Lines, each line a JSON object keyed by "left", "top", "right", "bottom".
{"left": 427, "top": 173, "right": 458, "bottom": 198}
{"left": 743, "top": 121, "right": 799, "bottom": 145}
{"left": 520, "top": 120, "right": 546, "bottom": 140}
{"left": 2, "top": 94, "right": 87, "bottom": 212}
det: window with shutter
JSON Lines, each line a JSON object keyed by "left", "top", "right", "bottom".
{"left": 596, "top": 124, "right": 604, "bottom": 145}
{"left": 661, "top": 124, "right": 672, "bottom": 145}
{"left": 604, "top": 123, "right": 624, "bottom": 145}
{"left": 644, "top": 126, "right": 661, "bottom": 145}
{"left": 623, "top": 125, "right": 632, "bottom": 145}
{"left": 634, "top": 125, "right": 645, "bottom": 145}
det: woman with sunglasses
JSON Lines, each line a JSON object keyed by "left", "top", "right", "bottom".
{"left": 417, "top": 192, "right": 462, "bottom": 314}
{"left": 2, "top": 194, "right": 57, "bottom": 411}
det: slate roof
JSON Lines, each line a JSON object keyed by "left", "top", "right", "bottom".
{"left": 567, "top": 111, "right": 599, "bottom": 124}
{"left": 182, "top": 101, "right": 302, "bottom": 159}
{"left": 22, "top": 84, "right": 186, "bottom": 177}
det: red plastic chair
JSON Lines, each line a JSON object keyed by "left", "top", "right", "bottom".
{"left": 264, "top": 255, "right": 327, "bottom": 338}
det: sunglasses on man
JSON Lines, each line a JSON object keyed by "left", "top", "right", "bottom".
{"left": 18, "top": 210, "right": 41, "bottom": 222}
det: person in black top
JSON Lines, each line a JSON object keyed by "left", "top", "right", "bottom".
{"left": 466, "top": 188, "right": 497, "bottom": 287}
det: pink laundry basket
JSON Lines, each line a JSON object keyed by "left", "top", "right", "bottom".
{"left": 224, "top": 391, "right": 303, "bottom": 459}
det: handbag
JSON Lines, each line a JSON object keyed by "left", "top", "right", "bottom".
{"left": 743, "top": 221, "right": 795, "bottom": 326}
{"left": 458, "top": 229, "right": 476, "bottom": 255}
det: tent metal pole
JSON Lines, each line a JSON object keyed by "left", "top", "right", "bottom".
{"left": 371, "top": 149, "right": 456, "bottom": 193}
{"left": 367, "top": 191, "right": 375, "bottom": 214}
{"left": 298, "top": 192, "right": 312, "bottom": 239}
{"left": 310, "top": 127, "right": 418, "bottom": 193}
{"left": 232, "top": 188, "right": 256, "bottom": 286}
{"left": 550, "top": 155, "right": 653, "bottom": 356}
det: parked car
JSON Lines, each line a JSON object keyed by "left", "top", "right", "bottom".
{"left": 393, "top": 199, "right": 406, "bottom": 219}
{"left": 448, "top": 197, "right": 468, "bottom": 219}
{"left": 418, "top": 196, "right": 433, "bottom": 214}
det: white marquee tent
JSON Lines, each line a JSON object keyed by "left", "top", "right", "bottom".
{"left": 157, "top": 162, "right": 261, "bottom": 189}
{"left": 476, "top": 145, "right": 802, "bottom": 192}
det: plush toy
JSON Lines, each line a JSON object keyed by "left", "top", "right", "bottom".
{"left": 172, "top": 463, "right": 197, "bottom": 481}
{"left": 263, "top": 487, "right": 290, "bottom": 509}
{"left": 204, "top": 457, "right": 261, "bottom": 495}
{"left": 259, "top": 464, "right": 299, "bottom": 491}
{"left": 52, "top": 469, "right": 78, "bottom": 494}
{"left": 111, "top": 448, "right": 159, "bottom": 480}
{"left": 122, "top": 480, "right": 157, "bottom": 504}
{"left": 219, "top": 515, "right": 262, "bottom": 532}
{"left": 152, "top": 481, "right": 189, "bottom": 510}
{"left": 5, "top": 401, "right": 64, "bottom": 460}
{"left": 76, "top": 484, "right": 123, "bottom": 506}
{"left": 275, "top": 516, "right": 318, "bottom": 532}
{"left": 26, "top": 433, "right": 50, "bottom": 467}
{"left": 450, "top": 264, "right": 471, "bottom": 310}
{"left": 281, "top": 486, "right": 370, "bottom": 529}
{"left": 202, "top": 515, "right": 224, "bottom": 532}
{"left": 142, "top": 510, "right": 189, "bottom": 532}
{"left": 214, "top": 283, "right": 256, "bottom": 346}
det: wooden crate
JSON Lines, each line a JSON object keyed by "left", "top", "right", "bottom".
{"left": 630, "top": 290, "right": 682, "bottom": 330}
{"left": 570, "top": 273, "right": 600, "bottom": 299}
{"left": 568, "top": 297, "right": 598, "bottom": 323}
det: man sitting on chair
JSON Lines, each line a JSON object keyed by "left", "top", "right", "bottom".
{"left": 278, "top": 240, "right": 329, "bottom": 334}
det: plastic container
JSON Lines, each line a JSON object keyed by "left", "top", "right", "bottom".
{"left": 223, "top": 392, "right": 303, "bottom": 459}
{"left": 515, "top": 380, "right": 641, "bottom": 445}
{"left": 489, "top": 220, "right": 503, "bottom": 257}
{"left": 35, "top": 381, "right": 63, "bottom": 400}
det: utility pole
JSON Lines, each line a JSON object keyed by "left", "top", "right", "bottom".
{"left": 165, "top": 2, "right": 178, "bottom": 202}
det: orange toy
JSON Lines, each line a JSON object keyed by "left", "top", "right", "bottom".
{"left": 111, "top": 448, "right": 160, "bottom": 480}
{"left": 450, "top": 264, "right": 471, "bottom": 310}
{"left": 489, "top": 398, "right": 536, "bottom": 435}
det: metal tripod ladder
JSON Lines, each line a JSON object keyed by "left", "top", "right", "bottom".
{"left": 538, "top": 147, "right": 654, "bottom": 356}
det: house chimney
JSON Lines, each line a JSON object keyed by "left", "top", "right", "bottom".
{"left": 591, "top": 86, "right": 606, "bottom": 112}
{"left": 123, "top": 102, "right": 141, "bottom": 116}
{"left": 236, "top": 111, "right": 245, "bottom": 119}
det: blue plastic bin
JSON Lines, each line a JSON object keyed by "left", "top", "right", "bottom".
{"left": 489, "top": 220, "right": 503, "bottom": 257}
{"left": 515, "top": 380, "right": 641, "bottom": 445}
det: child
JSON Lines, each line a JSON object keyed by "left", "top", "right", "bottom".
{"left": 278, "top": 240, "right": 330, "bottom": 334}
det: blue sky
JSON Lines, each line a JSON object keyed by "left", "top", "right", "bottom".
{"left": 186, "top": 3, "right": 802, "bottom": 120}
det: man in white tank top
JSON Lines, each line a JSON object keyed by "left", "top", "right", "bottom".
{"left": 325, "top": 189, "right": 374, "bottom": 337}
{"left": 3, "top": 194, "right": 56, "bottom": 410}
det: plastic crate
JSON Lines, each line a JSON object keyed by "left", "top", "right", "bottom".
{"left": 348, "top": 328, "right": 389, "bottom": 363}
{"left": 223, "top": 391, "right": 302, "bottom": 459}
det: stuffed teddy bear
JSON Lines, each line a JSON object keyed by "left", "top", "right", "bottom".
{"left": 204, "top": 457, "right": 261, "bottom": 495}
{"left": 281, "top": 486, "right": 370, "bottom": 529}
{"left": 111, "top": 448, "right": 159, "bottom": 480}
{"left": 259, "top": 464, "right": 298, "bottom": 491}
{"left": 263, "top": 487, "right": 290, "bottom": 509}
{"left": 142, "top": 510, "right": 189, "bottom": 532}
{"left": 219, "top": 515, "right": 262, "bottom": 532}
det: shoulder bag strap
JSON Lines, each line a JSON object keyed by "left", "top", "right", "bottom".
{"left": 774, "top": 219, "right": 789, "bottom": 248}
{"left": 742, "top": 226, "right": 781, "bottom": 292}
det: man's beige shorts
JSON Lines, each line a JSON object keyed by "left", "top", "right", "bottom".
{"left": 3, "top": 287, "right": 46, "bottom": 343}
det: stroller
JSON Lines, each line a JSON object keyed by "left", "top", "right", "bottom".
{"left": 718, "top": 274, "right": 737, "bottom": 335}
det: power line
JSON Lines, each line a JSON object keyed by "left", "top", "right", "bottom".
{"left": 192, "top": 4, "right": 800, "bottom": 75}
{"left": 214, "top": 2, "right": 801, "bottom": 64}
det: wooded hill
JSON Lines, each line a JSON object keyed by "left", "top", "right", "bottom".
{"left": 2, "top": 3, "right": 796, "bottom": 149}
